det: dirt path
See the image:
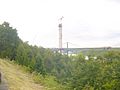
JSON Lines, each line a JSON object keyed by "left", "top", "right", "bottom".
{"left": 0, "top": 74, "right": 9, "bottom": 90}
{"left": 0, "top": 59, "right": 44, "bottom": 90}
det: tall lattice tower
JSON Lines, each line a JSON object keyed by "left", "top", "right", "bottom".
{"left": 58, "top": 16, "right": 64, "bottom": 53}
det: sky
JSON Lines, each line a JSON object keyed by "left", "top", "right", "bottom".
{"left": 0, "top": 0, "right": 120, "bottom": 48}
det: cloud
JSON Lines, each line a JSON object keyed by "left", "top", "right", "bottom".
{"left": 0, "top": 0, "right": 120, "bottom": 48}
{"left": 107, "top": 33, "right": 120, "bottom": 39}
{"left": 109, "top": 0, "right": 120, "bottom": 3}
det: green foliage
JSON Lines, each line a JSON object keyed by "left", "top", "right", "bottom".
{"left": 68, "top": 51, "right": 120, "bottom": 90}
{"left": 34, "top": 54, "right": 46, "bottom": 75}
{"left": 0, "top": 22, "right": 19, "bottom": 60}
{"left": 1, "top": 21, "right": 120, "bottom": 90}
{"left": 32, "top": 72, "right": 69, "bottom": 90}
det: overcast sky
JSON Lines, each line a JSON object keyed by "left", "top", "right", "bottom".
{"left": 0, "top": 0, "right": 120, "bottom": 48}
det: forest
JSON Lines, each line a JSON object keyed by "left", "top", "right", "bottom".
{"left": 0, "top": 22, "right": 120, "bottom": 90}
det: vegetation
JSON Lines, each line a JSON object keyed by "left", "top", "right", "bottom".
{"left": 68, "top": 51, "right": 120, "bottom": 90}
{"left": 0, "top": 22, "right": 120, "bottom": 90}
{"left": 0, "top": 59, "right": 44, "bottom": 90}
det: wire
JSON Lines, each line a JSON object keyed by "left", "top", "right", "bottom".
{"left": 63, "top": 42, "right": 81, "bottom": 47}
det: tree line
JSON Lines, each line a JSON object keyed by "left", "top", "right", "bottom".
{"left": 0, "top": 22, "right": 120, "bottom": 90}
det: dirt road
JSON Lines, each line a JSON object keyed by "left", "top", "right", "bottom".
{"left": 0, "top": 74, "right": 8, "bottom": 90}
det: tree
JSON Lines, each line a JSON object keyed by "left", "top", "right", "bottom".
{"left": 35, "top": 54, "right": 46, "bottom": 76}
{"left": 0, "top": 22, "right": 19, "bottom": 60}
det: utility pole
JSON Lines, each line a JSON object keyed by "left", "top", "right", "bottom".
{"left": 67, "top": 42, "right": 69, "bottom": 56}
{"left": 58, "top": 16, "right": 64, "bottom": 53}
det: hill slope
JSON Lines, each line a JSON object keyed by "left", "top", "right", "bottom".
{"left": 0, "top": 59, "right": 44, "bottom": 90}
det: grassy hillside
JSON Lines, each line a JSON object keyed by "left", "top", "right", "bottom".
{"left": 0, "top": 59, "right": 44, "bottom": 90}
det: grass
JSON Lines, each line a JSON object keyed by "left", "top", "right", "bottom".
{"left": 32, "top": 73, "right": 68, "bottom": 90}
{"left": 0, "top": 59, "right": 44, "bottom": 90}
{"left": 0, "top": 59, "right": 68, "bottom": 90}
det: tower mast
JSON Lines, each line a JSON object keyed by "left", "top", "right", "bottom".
{"left": 58, "top": 16, "right": 64, "bottom": 53}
